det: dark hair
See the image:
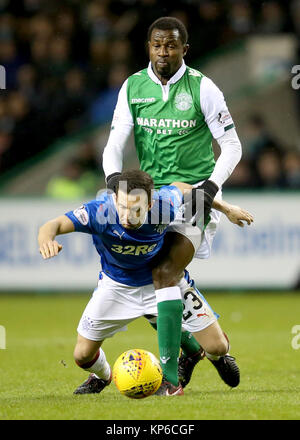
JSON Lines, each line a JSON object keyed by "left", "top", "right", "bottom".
{"left": 147, "top": 16, "right": 188, "bottom": 45}
{"left": 116, "top": 169, "right": 154, "bottom": 200}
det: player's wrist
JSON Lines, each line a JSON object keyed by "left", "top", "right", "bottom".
{"left": 221, "top": 202, "right": 231, "bottom": 217}
{"left": 38, "top": 234, "right": 55, "bottom": 244}
{"left": 38, "top": 224, "right": 57, "bottom": 244}
{"left": 212, "top": 198, "right": 223, "bottom": 213}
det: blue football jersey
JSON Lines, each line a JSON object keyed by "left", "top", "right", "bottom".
{"left": 65, "top": 185, "right": 183, "bottom": 286}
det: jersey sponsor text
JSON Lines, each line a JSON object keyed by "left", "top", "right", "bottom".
{"left": 111, "top": 243, "right": 157, "bottom": 255}
{"left": 136, "top": 117, "right": 196, "bottom": 129}
{"left": 131, "top": 97, "right": 156, "bottom": 104}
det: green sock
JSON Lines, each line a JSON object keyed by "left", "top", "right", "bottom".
{"left": 157, "top": 299, "right": 183, "bottom": 386}
{"left": 180, "top": 331, "right": 201, "bottom": 357}
{"left": 149, "top": 322, "right": 201, "bottom": 358}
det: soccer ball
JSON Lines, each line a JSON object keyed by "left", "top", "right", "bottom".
{"left": 113, "top": 348, "right": 163, "bottom": 399}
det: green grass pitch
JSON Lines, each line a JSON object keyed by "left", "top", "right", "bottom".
{"left": 0, "top": 292, "right": 299, "bottom": 420}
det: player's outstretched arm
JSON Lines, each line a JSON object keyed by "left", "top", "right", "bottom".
{"left": 170, "top": 182, "right": 253, "bottom": 227}
{"left": 212, "top": 199, "right": 254, "bottom": 227}
{"left": 38, "top": 215, "right": 75, "bottom": 259}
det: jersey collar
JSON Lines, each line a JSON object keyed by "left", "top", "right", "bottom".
{"left": 147, "top": 60, "right": 186, "bottom": 85}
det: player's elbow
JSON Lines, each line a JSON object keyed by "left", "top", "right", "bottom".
{"left": 229, "top": 138, "right": 242, "bottom": 172}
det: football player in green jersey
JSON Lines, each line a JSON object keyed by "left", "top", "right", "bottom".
{"left": 102, "top": 17, "right": 243, "bottom": 394}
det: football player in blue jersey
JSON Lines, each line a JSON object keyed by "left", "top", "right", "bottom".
{"left": 38, "top": 170, "right": 253, "bottom": 396}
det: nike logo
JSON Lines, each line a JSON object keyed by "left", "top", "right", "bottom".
{"left": 160, "top": 356, "right": 171, "bottom": 364}
{"left": 197, "top": 312, "right": 209, "bottom": 318}
{"left": 166, "top": 387, "right": 183, "bottom": 396}
{"left": 113, "top": 230, "right": 125, "bottom": 240}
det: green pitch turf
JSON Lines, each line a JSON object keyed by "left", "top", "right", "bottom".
{"left": 0, "top": 292, "right": 299, "bottom": 420}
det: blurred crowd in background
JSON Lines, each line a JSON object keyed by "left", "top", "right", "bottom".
{"left": 0, "top": 0, "right": 300, "bottom": 195}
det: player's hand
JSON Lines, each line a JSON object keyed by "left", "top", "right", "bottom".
{"left": 106, "top": 172, "right": 121, "bottom": 193}
{"left": 225, "top": 205, "right": 254, "bottom": 227}
{"left": 39, "top": 240, "right": 63, "bottom": 259}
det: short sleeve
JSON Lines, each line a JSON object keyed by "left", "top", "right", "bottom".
{"left": 65, "top": 199, "right": 110, "bottom": 234}
{"left": 200, "top": 76, "right": 235, "bottom": 140}
{"left": 152, "top": 186, "right": 183, "bottom": 223}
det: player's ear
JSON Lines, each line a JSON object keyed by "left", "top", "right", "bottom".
{"left": 183, "top": 44, "right": 189, "bottom": 57}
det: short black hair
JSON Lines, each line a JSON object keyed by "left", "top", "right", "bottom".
{"left": 116, "top": 169, "right": 154, "bottom": 201}
{"left": 147, "top": 16, "right": 188, "bottom": 45}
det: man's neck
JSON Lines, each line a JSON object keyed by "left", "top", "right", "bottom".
{"left": 147, "top": 61, "right": 186, "bottom": 86}
{"left": 156, "top": 73, "right": 171, "bottom": 85}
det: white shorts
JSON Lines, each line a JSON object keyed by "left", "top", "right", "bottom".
{"left": 168, "top": 182, "right": 222, "bottom": 259}
{"left": 77, "top": 272, "right": 218, "bottom": 341}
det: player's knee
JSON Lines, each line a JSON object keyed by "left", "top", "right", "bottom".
{"left": 204, "top": 338, "right": 228, "bottom": 357}
{"left": 152, "top": 263, "right": 180, "bottom": 288}
{"left": 73, "top": 345, "right": 95, "bottom": 365}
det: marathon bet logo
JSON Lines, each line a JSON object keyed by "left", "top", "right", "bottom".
{"left": 136, "top": 117, "right": 196, "bottom": 128}
{"left": 175, "top": 92, "right": 193, "bottom": 111}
